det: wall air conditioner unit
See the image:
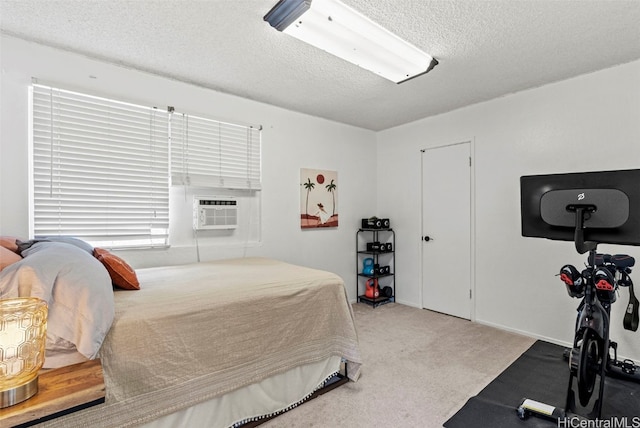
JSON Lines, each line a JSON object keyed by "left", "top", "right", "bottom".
{"left": 193, "top": 197, "right": 238, "bottom": 230}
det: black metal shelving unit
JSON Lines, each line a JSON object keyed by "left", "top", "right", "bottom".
{"left": 356, "top": 228, "right": 395, "bottom": 307}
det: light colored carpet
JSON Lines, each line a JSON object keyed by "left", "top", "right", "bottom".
{"left": 261, "top": 303, "right": 536, "bottom": 428}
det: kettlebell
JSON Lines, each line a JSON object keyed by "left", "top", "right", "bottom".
{"left": 365, "top": 278, "right": 379, "bottom": 298}
{"left": 363, "top": 257, "right": 374, "bottom": 275}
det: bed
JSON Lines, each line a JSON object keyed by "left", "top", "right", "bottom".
{"left": 0, "top": 239, "right": 362, "bottom": 428}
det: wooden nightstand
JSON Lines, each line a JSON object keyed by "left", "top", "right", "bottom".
{"left": 0, "top": 359, "right": 105, "bottom": 428}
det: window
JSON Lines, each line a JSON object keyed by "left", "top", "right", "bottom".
{"left": 31, "top": 84, "right": 170, "bottom": 249}
{"left": 30, "top": 84, "right": 262, "bottom": 249}
{"left": 170, "top": 111, "right": 261, "bottom": 190}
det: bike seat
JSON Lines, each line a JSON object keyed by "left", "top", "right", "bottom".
{"left": 611, "top": 254, "right": 635, "bottom": 269}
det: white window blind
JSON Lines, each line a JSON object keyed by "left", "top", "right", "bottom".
{"left": 170, "top": 111, "right": 261, "bottom": 190}
{"left": 31, "top": 84, "right": 170, "bottom": 249}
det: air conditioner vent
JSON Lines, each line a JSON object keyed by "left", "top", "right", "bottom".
{"left": 193, "top": 197, "right": 238, "bottom": 230}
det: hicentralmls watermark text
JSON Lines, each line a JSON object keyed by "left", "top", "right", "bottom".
{"left": 558, "top": 417, "right": 640, "bottom": 428}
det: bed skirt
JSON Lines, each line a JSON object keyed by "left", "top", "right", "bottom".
{"left": 139, "top": 355, "right": 343, "bottom": 428}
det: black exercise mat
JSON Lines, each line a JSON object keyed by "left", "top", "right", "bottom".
{"left": 444, "top": 340, "right": 640, "bottom": 427}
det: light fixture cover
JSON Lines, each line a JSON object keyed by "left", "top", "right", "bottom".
{"left": 264, "top": 0, "right": 438, "bottom": 83}
{"left": 0, "top": 297, "right": 48, "bottom": 408}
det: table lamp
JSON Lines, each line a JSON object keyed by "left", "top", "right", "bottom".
{"left": 0, "top": 297, "right": 48, "bottom": 408}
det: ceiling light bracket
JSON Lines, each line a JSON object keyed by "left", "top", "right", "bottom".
{"left": 264, "top": 0, "right": 311, "bottom": 32}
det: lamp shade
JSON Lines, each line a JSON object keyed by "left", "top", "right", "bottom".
{"left": 0, "top": 297, "right": 48, "bottom": 408}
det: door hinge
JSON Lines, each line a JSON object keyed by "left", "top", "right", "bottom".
{"left": 469, "top": 289, "right": 472, "bottom": 299}
{"left": 469, "top": 157, "right": 472, "bottom": 167}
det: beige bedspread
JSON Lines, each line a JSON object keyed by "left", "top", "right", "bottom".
{"left": 38, "top": 257, "right": 362, "bottom": 427}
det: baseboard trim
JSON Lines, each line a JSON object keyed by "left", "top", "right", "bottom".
{"left": 391, "top": 298, "right": 420, "bottom": 308}
{"left": 474, "top": 318, "right": 572, "bottom": 349}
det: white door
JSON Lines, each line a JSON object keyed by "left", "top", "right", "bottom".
{"left": 421, "top": 142, "right": 472, "bottom": 319}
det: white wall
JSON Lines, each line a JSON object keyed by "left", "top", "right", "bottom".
{"left": 0, "top": 35, "right": 377, "bottom": 301}
{"left": 377, "top": 59, "right": 640, "bottom": 360}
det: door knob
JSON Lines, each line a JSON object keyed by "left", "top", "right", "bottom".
{"left": 423, "top": 236, "right": 433, "bottom": 242}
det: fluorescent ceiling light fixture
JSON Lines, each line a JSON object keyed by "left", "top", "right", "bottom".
{"left": 264, "top": 0, "right": 438, "bottom": 84}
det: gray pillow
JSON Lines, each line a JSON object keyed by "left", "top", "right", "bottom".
{"left": 18, "top": 236, "right": 94, "bottom": 255}
{"left": 0, "top": 241, "right": 114, "bottom": 359}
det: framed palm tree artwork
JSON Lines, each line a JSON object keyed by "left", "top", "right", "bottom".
{"left": 300, "top": 168, "right": 338, "bottom": 229}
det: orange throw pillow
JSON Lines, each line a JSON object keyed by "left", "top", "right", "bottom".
{"left": 93, "top": 248, "right": 140, "bottom": 290}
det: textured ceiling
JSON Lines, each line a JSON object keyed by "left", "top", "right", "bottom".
{"left": 1, "top": 0, "right": 639, "bottom": 131}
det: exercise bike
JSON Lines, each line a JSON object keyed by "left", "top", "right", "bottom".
{"left": 517, "top": 169, "right": 640, "bottom": 422}
{"left": 559, "top": 250, "right": 639, "bottom": 419}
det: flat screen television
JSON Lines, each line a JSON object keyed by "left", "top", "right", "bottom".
{"left": 520, "top": 169, "right": 640, "bottom": 253}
